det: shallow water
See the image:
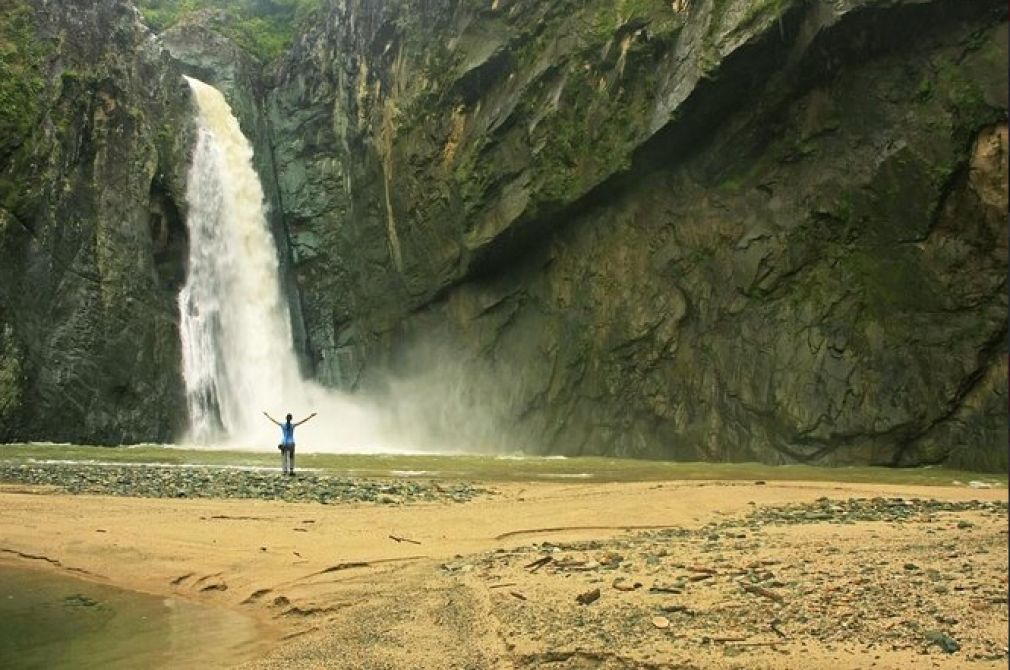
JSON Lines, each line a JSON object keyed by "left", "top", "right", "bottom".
{"left": 1, "top": 443, "right": 1007, "bottom": 487}
{"left": 0, "top": 564, "right": 262, "bottom": 669}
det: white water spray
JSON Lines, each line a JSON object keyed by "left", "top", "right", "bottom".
{"left": 178, "top": 77, "right": 394, "bottom": 452}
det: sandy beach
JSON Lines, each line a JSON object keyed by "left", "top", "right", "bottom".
{"left": 0, "top": 478, "right": 1006, "bottom": 669}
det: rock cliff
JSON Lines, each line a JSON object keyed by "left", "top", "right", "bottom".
{"left": 0, "top": 0, "right": 193, "bottom": 443}
{"left": 267, "top": 0, "right": 1008, "bottom": 468}
{"left": 1, "top": 0, "right": 1006, "bottom": 469}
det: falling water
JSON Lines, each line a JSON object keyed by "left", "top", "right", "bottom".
{"left": 177, "top": 76, "right": 511, "bottom": 454}
{"left": 179, "top": 76, "right": 300, "bottom": 443}
{"left": 179, "top": 77, "right": 387, "bottom": 451}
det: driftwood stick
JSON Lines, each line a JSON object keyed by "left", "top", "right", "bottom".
{"left": 687, "top": 565, "right": 717, "bottom": 575}
{"left": 742, "top": 583, "right": 785, "bottom": 603}
{"left": 524, "top": 555, "right": 553, "bottom": 572}
{"left": 385, "top": 533, "right": 418, "bottom": 545}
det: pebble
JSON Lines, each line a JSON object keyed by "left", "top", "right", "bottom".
{"left": 925, "top": 630, "right": 961, "bottom": 653}
{"left": 744, "top": 497, "right": 1006, "bottom": 526}
{"left": 467, "top": 494, "right": 1006, "bottom": 663}
{"left": 0, "top": 462, "right": 491, "bottom": 505}
{"left": 576, "top": 588, "right": 601, "bottom": 605}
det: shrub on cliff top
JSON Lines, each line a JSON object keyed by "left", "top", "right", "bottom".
{"left": 137, "top": 0, "right": 324, "bottom": 61}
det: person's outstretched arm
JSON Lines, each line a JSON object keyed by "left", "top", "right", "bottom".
{"left": 263, "top": 411, "right": 281, "bottom": 426}
{"left": 295, "top": 412, "right": 318, "bottom": 426}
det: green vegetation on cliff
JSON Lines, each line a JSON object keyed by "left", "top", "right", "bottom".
{"left": 0, "top": 0, "right": 49, "bottom": 159}
{"left": 136, "top": 0, "right": 323, "bottom": 60}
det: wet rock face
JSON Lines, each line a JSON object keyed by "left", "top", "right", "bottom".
{"left": 1, "top": 0, "right": 1006, "bottom": 468}
{"left": 0, "top": 0, "right": 194, "bottom": 443}
{"left": 271, "top": 0, "right": 1008, "bottom": 468}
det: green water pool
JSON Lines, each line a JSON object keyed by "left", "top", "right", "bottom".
{"left": 0, "top": 564, "right": 262, "bottom": 669}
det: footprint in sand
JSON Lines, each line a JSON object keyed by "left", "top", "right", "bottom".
{"left": 241, "top": 588, "right": 272, "bottom": 605}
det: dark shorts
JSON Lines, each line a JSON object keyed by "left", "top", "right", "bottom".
{"left": 279, "top": 443, "right": 295, "bottom": 451}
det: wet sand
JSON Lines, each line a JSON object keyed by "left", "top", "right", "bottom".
{"left": 0, "top": 479, "right": 1006, "bottom": 668}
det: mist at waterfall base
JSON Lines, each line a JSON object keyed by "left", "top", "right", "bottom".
{"left": 177, "top": 77, "right": 507, "bottom": 455}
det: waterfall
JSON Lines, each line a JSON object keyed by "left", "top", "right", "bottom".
{"left": 179, "top": 76, "right": 391, "bottom": 451}
{"left": 177, "top": 76, "right": 504, "bottom": 455}
{"left": 179, "top": 76, "right": 302, "bottom": 444}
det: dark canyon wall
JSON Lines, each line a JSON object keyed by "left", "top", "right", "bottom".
{"left": 1, "top": 0, "right": 1007, "bottom": 469}
{"left": 0, "top": 0, "right": 193, "bottom": 443}
{"left": 267, "top": 0, "right": 1008, "bottom": 468}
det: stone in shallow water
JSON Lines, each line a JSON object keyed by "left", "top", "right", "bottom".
{"left": 63, "top": 594, "right": 100, "bottom": 608}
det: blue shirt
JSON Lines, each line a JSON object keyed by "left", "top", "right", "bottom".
{"left": 281, "top": 422, "right": 295, "bottom": 446}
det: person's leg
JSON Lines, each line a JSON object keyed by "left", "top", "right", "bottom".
{"left": 289, "top": 447, "right": 296, "bottom": 476}
{"left": 282, "top": 447, "right": 291, "bottom": 474}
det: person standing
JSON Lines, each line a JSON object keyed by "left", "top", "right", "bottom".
{"left": 263, "top": 411, "right": 317, "bottom": 476}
